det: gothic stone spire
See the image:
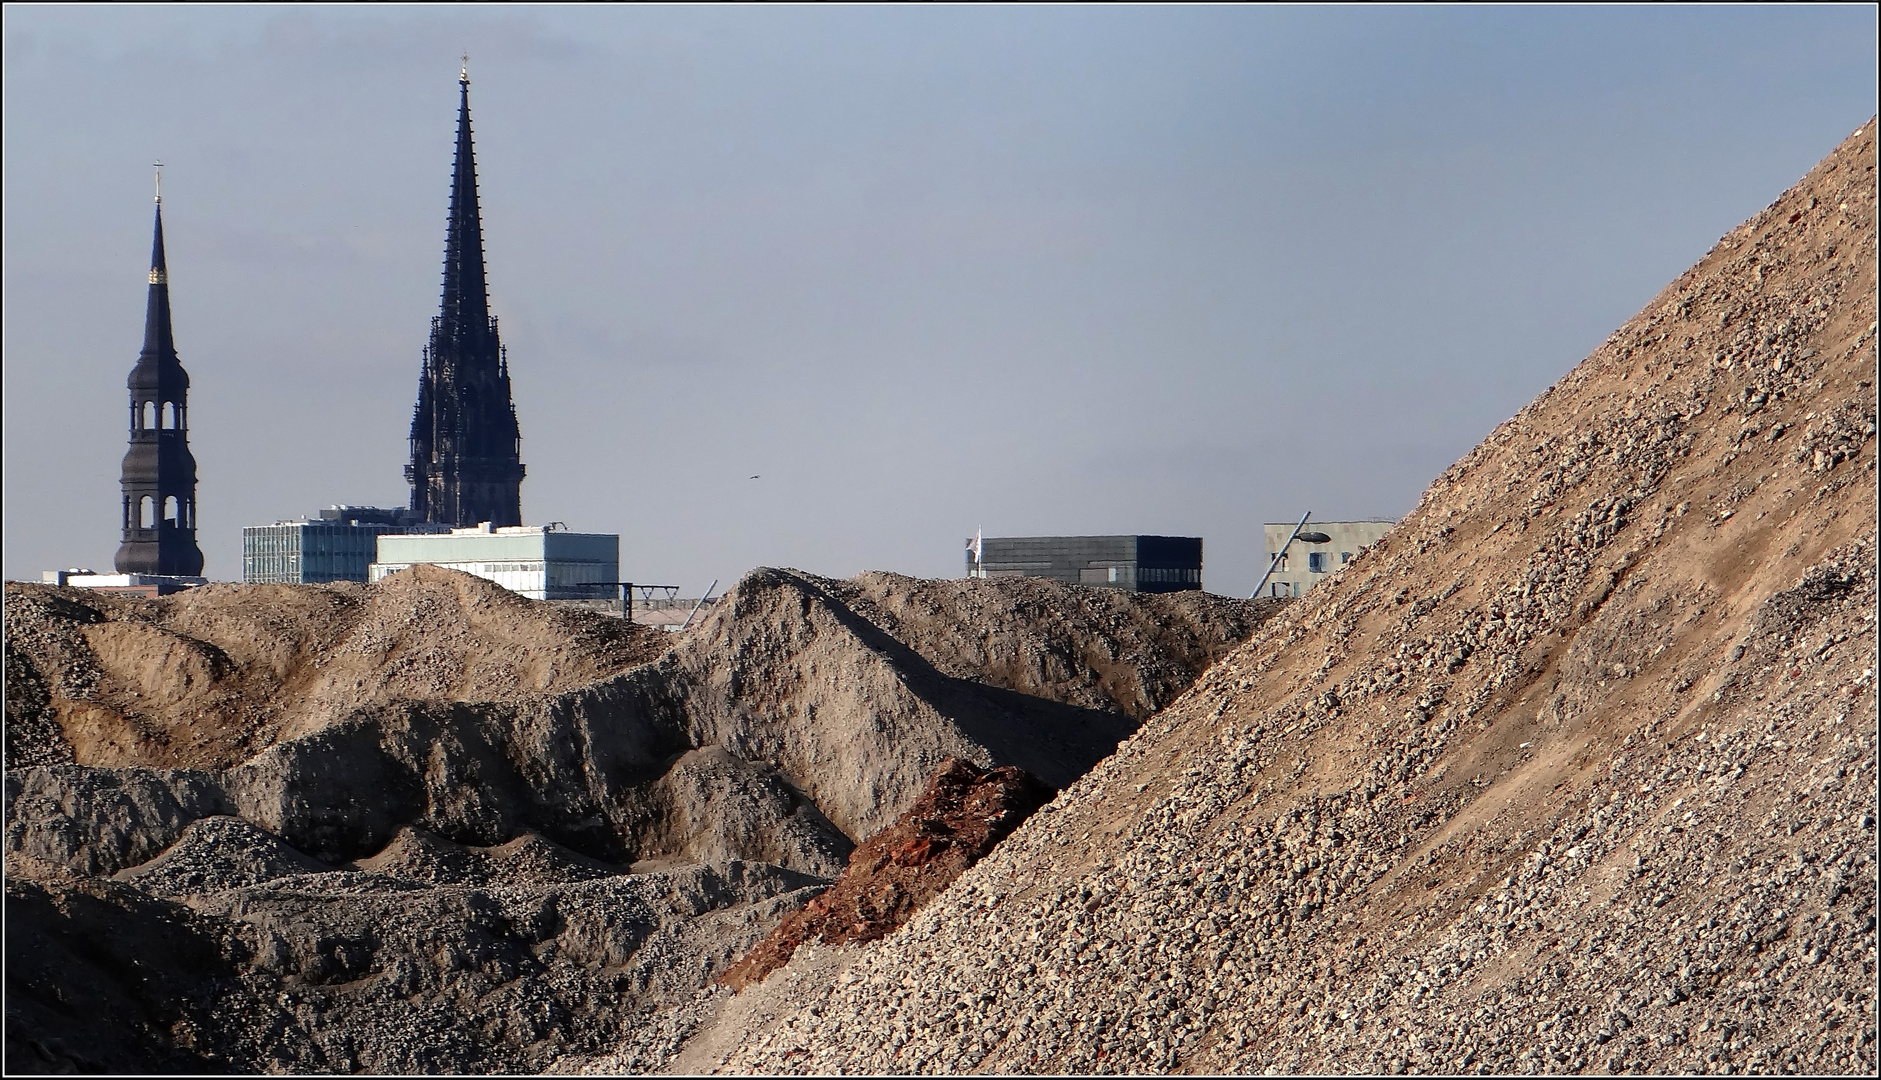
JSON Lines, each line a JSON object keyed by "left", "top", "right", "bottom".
{"left": 438, "top": 66, "right": 491, "bottom": 357}
{"left": 115, "top": 178, "right": 204, "bottom": 575}
{"left": 406, "top": 67, "right": 525, "bottom": 527}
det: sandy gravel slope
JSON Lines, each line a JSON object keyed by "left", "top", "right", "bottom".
{"left": 718, "top": 121, "right": 1878, "bottom": 1076}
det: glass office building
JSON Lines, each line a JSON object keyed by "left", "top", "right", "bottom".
{"left": 241, "top": 506, "right": 442, "bottom": 585}
{"left": 243, "top": 521, "right": 401, "bottom": 585}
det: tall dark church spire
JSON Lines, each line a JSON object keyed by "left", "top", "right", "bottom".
{"left": 115, "top": 168, "right": 204, "bottom": 576}
{"left": 406, "top": 64, "right": 525, "bottom": 527}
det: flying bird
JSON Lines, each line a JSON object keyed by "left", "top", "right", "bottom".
{"left": 749, "top": 475, "right": 761, "bottom": 479}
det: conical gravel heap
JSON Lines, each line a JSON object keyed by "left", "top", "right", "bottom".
{"left": 717, "top": 122, "right": 1877, "bottom": 1075}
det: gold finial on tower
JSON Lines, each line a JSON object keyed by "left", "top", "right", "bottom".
{"left": 149, "top": 161, "right": 168, "bottom": 284}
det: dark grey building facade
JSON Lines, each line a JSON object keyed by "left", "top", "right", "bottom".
{"left": 966, "top": 535, "right": 1203, "bottom": 593}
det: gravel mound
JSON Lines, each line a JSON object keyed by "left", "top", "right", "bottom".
{"left": 5, "top": 565, "right": 1275, "bottom": 1072}
{"left": 6, "top": 855, "right": 825, "bottom": 1074}
{"left": 112, "top": 815, "right": 330, "bottom": 897}
{"left": 7, "top": 568, "right": 1273, "bottom": 879}
{"left": 3, "top": 567, "right": 668, "bottom": 772}
{"left": 354, "top": 826, "right": 621, "bottom": 888}
{"left": 715, "top": 121, "right": 1878, "bottom": 1075}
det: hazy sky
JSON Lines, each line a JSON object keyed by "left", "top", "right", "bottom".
{"left": 4, "top": 5, "right": 1875, "bottom": 597}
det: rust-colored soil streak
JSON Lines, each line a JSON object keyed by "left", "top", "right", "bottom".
{"left": 720, "top": 758, "right": 1054, "bottom": 990}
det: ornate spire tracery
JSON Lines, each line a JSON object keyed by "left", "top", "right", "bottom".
{"left": 406, "top": 70, "right": 525, "bottom": 527}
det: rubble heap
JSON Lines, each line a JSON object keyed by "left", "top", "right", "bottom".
{"left": 4, "top": 567, "right": 1277, "bottom": 1073}
{"left": 715, "top": 122, "right": 1878, "bottom": 1076}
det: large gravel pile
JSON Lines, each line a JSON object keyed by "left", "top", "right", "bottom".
{"left": 712, "top": 122, "right": 1878, "bottom": 1075}
{"left": 3, "top": 568, "right": 668, "bottom": 771}
{"left": 6, "top": 569, "right": 1274, "bottom": 882}
{"left": 660, "top": 569, "right": 1277, "bottom": 847}
{"left": 4, "top": 565, "right": 1275, "bottom": 1072}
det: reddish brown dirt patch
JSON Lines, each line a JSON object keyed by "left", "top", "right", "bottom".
{"left": 719, "top": 758, "right": 1054, "bottom": 990}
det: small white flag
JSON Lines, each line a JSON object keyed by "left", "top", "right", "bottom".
{"left": 968, "top": 529, "right": 983, "bottom": 564}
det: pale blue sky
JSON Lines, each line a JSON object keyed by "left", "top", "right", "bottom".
{"left": 4, "top": 4, "right": 1874, "bottom": 595}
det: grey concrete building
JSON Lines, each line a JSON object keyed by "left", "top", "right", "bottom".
{"left": 41, "top": 570, "right": 205, "bottom": 597}
{"left": 966, "top": 535, "right": 1203, "bottom": 593}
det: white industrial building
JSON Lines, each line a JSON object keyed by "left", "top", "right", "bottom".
{"left": 370, "top": 524, "right": 618, "bottom": 600}
{"left": 1261, "top": 519, "right": 1394, "bottom": 598}
{"left": 39, "top": 569, "right": 206, "bottom": 597}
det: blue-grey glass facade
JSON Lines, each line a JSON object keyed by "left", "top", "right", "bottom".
{"left": 966, "top": 534, "right": 1203, "bottom": 594}
{"left": 243, "top": 521, "right": 399, "bottom": 584}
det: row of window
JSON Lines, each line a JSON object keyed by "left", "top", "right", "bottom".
{"left": 243, "top": 551, "right": 373, "bottom": 568}
{"left": 366, "top": 560, "right": 615, "bottom": 600}
{"left": 246, "top": 526, "right": 393, "bottom": 556}
{"left": 1274, "top": 551, "right": 1358, "bottom": 574}
{"left": 1138, "top": 567, "right": 1202, "bottom": 584}
{"left": 133, "top": 400, "right": 187, "bottom": 432}
{"left": 243, "top": 527, "right": 390, "bottom": 584}
{"left": 243, "top": 540, "right": 379, "bottom": 554}
{"left": 123, "top": 494, "right": 195, "bottom": 530}
{"left": 393, "top": 562, "right": 601, "bottom": 578}
{"left": 243, "top": 555, "right": 374, "bottom": 585}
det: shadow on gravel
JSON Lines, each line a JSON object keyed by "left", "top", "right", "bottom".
{"left": 786, "top": 574, "right": 1142, "bottom": 790}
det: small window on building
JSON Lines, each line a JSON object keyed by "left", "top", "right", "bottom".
{"left": 1340, "top": 551, "right": 1353, "bottom": 564}
{"left": 1308, "top": 552, "right": 1328, "bottom": 573}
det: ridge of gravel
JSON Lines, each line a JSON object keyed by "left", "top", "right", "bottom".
{"left": 716, "top": 121, "right": 1879, "bottom": 1077}
{"left": 6, "top": 565, "right": 1280, "bottom": 1072}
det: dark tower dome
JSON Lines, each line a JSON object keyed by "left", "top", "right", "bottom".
{"left": 114, "top": 171, "right": 204, "bottom": 576}
{"left": 406, "top": 63, "right": 525, "bottom": 527}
